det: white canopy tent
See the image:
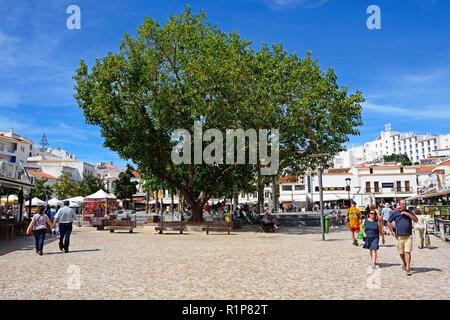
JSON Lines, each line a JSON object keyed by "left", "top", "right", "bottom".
{"left": 48, "top": 197, "right": 64, "bottom": 206}
{"left": 0, "top": 195, "right": 19, "bottom": 203}
{"left": 64, "top": 196, "right": 84, "bottom": 208}
{"left": 25, "top": 197, "right": 46, "bottom": 206}
{"left": 85, "top": 189, "right": 116, "bottom": 200}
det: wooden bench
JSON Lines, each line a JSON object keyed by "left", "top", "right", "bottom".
{"left": 0, "top": 223, "right": 14, "bottom": 240}
{"left": 104, "top": 220, "right": 137, "bottom": 233}
{"left": 155, "top": 221, "right": 186, "bottom": 234}
{"left": 202, "top": 221, "right": 233, "bottom": 235}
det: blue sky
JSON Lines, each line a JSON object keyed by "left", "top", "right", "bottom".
{"left": 1, "top": 0, "right": 449, "bottom": 167}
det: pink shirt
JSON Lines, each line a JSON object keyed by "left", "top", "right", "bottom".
{"left": 32, "top": 214, "right": 50, "bottom": 230}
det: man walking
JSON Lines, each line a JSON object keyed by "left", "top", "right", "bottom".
{"left": 381, "top": 203, "right": 392, "bottom": 235}
{"left": 53, "top": 201, "right": 77, "bottom": 253}
{"left": 345, "top": 200, "right": 362, "bottom": 246}
{"left": 388, "top": 199, "right": 418, "bottom": 276}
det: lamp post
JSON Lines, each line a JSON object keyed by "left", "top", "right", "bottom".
{"left": 345, "top": 177, "right": 352, "bottom": 207}
{"left": 311, "top": 153, "right": 328, "bottom": 241}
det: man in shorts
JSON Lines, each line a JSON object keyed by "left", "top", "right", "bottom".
{"left": 388, "top": 199, "right": 418, "bottom": 276}
{"left": 345, "top": 200, "right": 362, "bottom": 246}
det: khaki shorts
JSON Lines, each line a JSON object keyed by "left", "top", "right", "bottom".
{"left": 396, "top": 235, "right": 413, "bottom": 254}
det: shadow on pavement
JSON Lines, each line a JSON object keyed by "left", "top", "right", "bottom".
{"left": 411, "top": 267, "right": 442, "bottom": 274}
{"left": 0, "top": 235, "right": 59, "bottom": 256}
{"left": 377, "top": 262, "right": 402, "bottom": 269}
{"left": 44, "top": 248, "right": 101, "bottom": 255}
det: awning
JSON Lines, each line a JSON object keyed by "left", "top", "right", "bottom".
{"left": 317, "top": 194, "right": 349, "bottom": 201}
{"left": 279, "top": 194, "right": 307, "bottom": 202}
{"left": 421, "top": 189, "right": 450, "bottom": 199}
{"left": 0, "top": 176, "right": 34, "bottom": 189}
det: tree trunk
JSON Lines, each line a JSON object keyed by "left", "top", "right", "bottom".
{"left": 170, "top": 192, "right": 174, "bottom": 213}
{"left": 179, "top": 191, "right": 184, "bottom": 212}
{"left": 271, "top": 175, "right": 277, "bottom": 213}
{"left": 232, "top": 183, "right": 238, "bottom": 212}
{"left": 155, "top": 190, "right": 159, "bottom": 213}
{"left": 182, "top": 190, "right": 205, "bottom": 222}
{"left": 257, "top": 180, "right": 265, "bottom": 214}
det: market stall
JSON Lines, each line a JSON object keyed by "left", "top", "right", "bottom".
{"left": 48, "top": 197, "right": 63, "bottom": 207}
{"left": 24, "top": 197, "right": 46, "bottom": 214}
{"left": 83, "top": 190, "right": 117, "bottom": 227}
{"left": 419, "top": 204, "right": 450, "bottom": 241}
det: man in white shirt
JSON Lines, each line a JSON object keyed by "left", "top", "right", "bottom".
{"left": 381, "top": 203, "right": 392, "bottom": 235}
{"left": 413, "top": 208, "right": 431, "bottom": 249}
{"left": 54, "top": 201, "right": 77, "bottom": 253}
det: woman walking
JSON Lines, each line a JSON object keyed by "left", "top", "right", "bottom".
{"left": 362, "top": 208, "right": 384, "bottom": 268}
{"left": 27, "top": 206, "right": 52, "bottom": 255}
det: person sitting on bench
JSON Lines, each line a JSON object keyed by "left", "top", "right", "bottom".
{"left": 262, "top": 210, "right": 279, "bottom": 231}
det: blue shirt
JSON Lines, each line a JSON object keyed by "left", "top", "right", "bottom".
{"left": 364, "top": 219, "right": 379, "bottom": 238}
{"left": 388, "top": 209, "right": 414, "bottom": 236}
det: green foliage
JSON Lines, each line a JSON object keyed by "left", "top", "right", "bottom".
{"left": 78, "top": 174, "right": 106, "bottom": 196}
{"left": 114, "top": 164, "right": 138, "bottom": 200}
{"left": 33, "top": 178, "right": 53, "bottom": 200}
{"left": 74, "top": 7, "right": 364, "bottom": 220}
{"left": 383, "top": 154, "right": 412, "bottom": 166}
{"left": 52, "top": 172, "right": 80, "bottom": 199}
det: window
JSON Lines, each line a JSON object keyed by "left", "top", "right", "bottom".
{"left": 405, "top": 181, "right": 410, "bottom": 192}
{"left": 295, "top": 185, "right": 305, "bottom": 191}
{"left": 396, "top": 181, "right": 402, "bottom": 192}
{"left": 282, "top": 185, "right": 293, "bottom": 191}
{"left": 369, "top": 168, "right": 373, "bottom": 174}
{"left": 299, "top": 176, "right": 305, "bottom": 184}
{"left": 264, "top": 191, "right": 270, "bottom": 198}
{"left": 400, "top": 167, "right": 404, "bottom": 173}
{"left": 374, "top": 182, "right": 380, "bottom": 193}
{"left": 366, "top": 181, "right": 371, "bottom": 193}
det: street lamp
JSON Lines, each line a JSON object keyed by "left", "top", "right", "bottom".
{"left": 345, "top": 177, "right": 352, "bottom": 207}
{"left": 311, "top": 153, "right": 328, "bottom": 241}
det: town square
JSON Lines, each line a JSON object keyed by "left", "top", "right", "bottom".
{"left": 1, "top": 0, "right": 450, "bottom": 304}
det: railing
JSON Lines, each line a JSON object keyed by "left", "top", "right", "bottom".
{"left": 0, "top": 161, "right": 33, "bottom": 184}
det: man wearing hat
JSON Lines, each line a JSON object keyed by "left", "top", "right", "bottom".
{"left": 345, "top": 200, "right": 362, "bottom": 246}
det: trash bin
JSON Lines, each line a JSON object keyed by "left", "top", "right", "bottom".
{"left": 324, "top": 215, "right": 331, "bottom": 233}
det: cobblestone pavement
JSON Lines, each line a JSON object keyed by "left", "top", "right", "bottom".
{"left": 1, "top": 226, "right": 449, "bottom": 300}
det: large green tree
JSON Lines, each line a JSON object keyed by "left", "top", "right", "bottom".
{"left": 52, "top": 172, "right": 79, "bottom": 199}
{"left": 74, "top": 8, "right": 363, "bottom": 221}
{"left": 114, "top": 164, "right": 138, "bottom": 209}
{"left": 32, "top": 178, "right": 53, "bottom": 201}
{"left": 78, "top": 174, "right": 106, "bottom": 196}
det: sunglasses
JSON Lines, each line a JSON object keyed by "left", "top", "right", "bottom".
{"left": 369, "top": 212, "right": 376, "bottom": 215}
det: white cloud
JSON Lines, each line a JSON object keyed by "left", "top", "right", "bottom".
{"left": 266, "top": 0, "right": 328, "bottom": 9}
{"left": 364, "top": 101, "right": 450, "bottom": 120}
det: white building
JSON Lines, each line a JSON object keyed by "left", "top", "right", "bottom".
{"left": 0, "top": 128, "right": 38, "bottom": 165}
{"left": 278, "top": 164, "right": 425, "bottom": 208}
{"left": 26, "top": 158, "right": 96, "bottom": 182}
{"left": 351, "top": 165, "right": 418, "bottom": 205}
{"left": 96, "top": 162, "right": 122, "bottom": 192}
{"left": 333, "top": 124, "right": 450, "bottom": 168}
